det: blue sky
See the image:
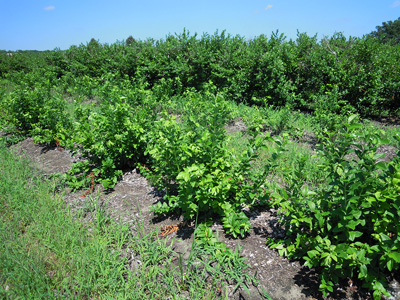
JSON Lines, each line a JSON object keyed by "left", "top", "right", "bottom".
{"left": 1, "top": 0, "right": 399, "bottom": 51}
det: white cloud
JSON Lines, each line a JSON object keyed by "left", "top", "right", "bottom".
{"left": 44, "top": 6, "right": 55, "bottom": 11}
{"left": 391, "top": 1, "right": 400, "bottom": 8}
{"left": 265, "top": 4, "right": 273, "bottom": 10}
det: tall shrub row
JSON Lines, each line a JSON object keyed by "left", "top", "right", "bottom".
{"left": 1, "top": 30, "right": 400, "bottom": 116}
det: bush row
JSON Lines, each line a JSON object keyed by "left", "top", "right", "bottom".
{"left": 1, "top": 31, "right": 400, "bottom": 116}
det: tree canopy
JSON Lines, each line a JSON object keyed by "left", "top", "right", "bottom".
{"left": 370, "top": 17, "right": 400, "bottom": 44}
{"left": 125, "top": 35, "right": 135, "bottom": 46}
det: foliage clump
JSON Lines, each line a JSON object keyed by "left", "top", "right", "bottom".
{"left": 125, "top": 35, "right": 135, "bottom": 46}
{"left": 270, "top": 116, "right": 400, "bottom": 299}
{"left": 370, "top": 17, "right": 400, "bottom": 45}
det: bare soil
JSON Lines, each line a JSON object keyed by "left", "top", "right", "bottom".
{"left": 8, "top": 135, "right": 400, "bottom": 300}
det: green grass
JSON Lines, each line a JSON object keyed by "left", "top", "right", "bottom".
{"left": 362, "top": 119, "right": 400, "bottom": 148}
{"left": 228, "top": 102, "right": 399, "bottom": 192}
{"left": 227, "top": 130, "right": 327, "bottom": 189}
{"left": 0, "top": 142, "right": 260, "bottom": 299}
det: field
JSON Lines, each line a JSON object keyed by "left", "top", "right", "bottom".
{"left": 1, "top": 31, "right": 400, "bottom": 299}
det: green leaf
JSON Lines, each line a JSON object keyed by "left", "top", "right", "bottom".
{"left": 348, "top": 114, "right": 358, "bottom": 123}
{"left": 347, "top": 123, "right": 362, "bottom": 131}
{"left": 387, "top": 259, "right": 394, "bottom": 271}
{"left": 348, "top": 231, "right": 363, "bottom": 241}
{"left": 352, "top": 210, "right": 362, "bottom": 219}
{"left": 177, "top": 170, "right": 190, "bottom": 182}
{"left": 326, "top": 222, "right": 332, "bottom": 231}
{"left": 380, "top": 233, "right": 391, "bottom": 241}
{"left": 357, "top": 249, "right": 366, "bottom": 261}
{"left": 388, "top": 252, "right": 400, "bottom": 263}
{"left": 359, "top": 264, "right": 367, "bottom": 278}
{"left": 374, "top": 161, "right": 387, "bottom": 170}
{"left": 315, "top": 212, "right": 324, "bottom": 228}
{"left": 307, "top": 250, "right": 319, "bottom": 259}
{"left": 380, "top": 138, "right": 390, "bottom": 145}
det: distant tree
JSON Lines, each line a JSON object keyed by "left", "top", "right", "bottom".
{"left": 126, "top": 35, "right": 136, "bottom": 46}
{"left": 88, "top": 38, "right": 100, "bottom": 47}
{"left": 370, "top": 17, "right": 400, "bottom": 44}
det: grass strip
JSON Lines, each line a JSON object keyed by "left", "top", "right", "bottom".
{"left": 0, "top": 143, "right": 225, "bottom": 299}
